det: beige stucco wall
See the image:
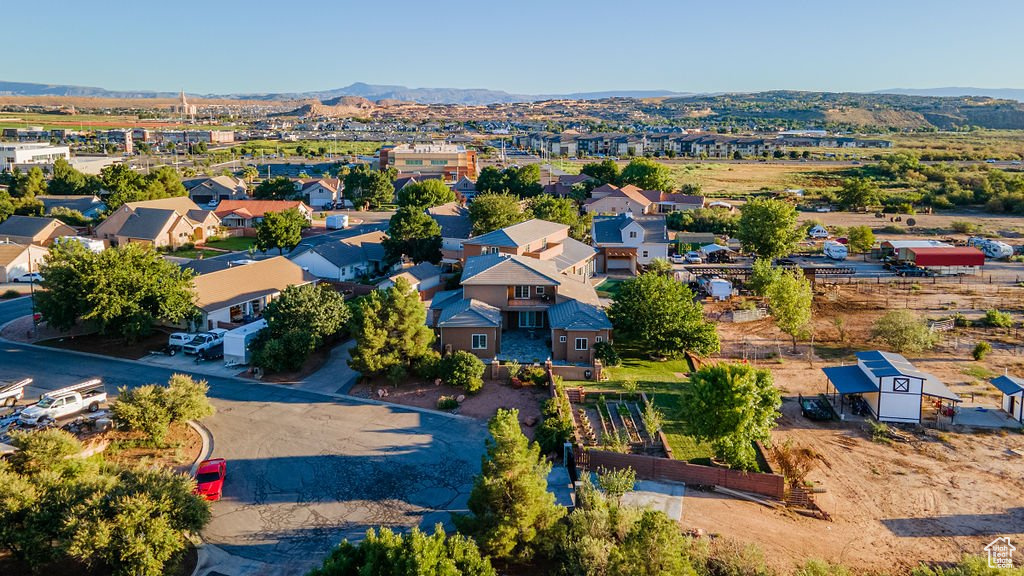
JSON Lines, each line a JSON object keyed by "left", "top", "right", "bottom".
{"left": 440, "top": 326, "right": 499, "bottom": 359}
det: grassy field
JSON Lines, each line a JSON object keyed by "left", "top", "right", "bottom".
{"left": 567, "top": 342, "right": 715, "bottom": 463}
{"left": 230, "top": 139, "right": 384, "bottom": 157}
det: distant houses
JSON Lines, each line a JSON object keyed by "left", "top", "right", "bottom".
{"left": 0, "top": 215, "right": 78, "bottom": 246}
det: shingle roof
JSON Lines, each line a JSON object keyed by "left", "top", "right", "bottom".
{"left": 38, "top": 195, "right": 105, "bottom": 215}
{"left": 389, "top": 261, "right": 442, "bottom": 284}
{"left": 126, "top": 196, "right": 202, "bottom": 213}
{"left": 461, "top": 253, "right": 564, "bottom": 285}
{"left": 463, "top": 219, "right": 566, "bottom": 248}
{"left": 192, "top": 256, "right": 316, "bottom": 313}
{"left": 214, "top": 200, "right": 310, "bottom": 220}
{"left": 0, "top": 215, "right": 67, "bottom": 238}
{"left": 437, "top": 298, "right": 502, "bottom": 328}
{"left": 117, "top": 208, "right": 179, "bottom": 240}
{"left": 426, "top": 202, "right": 472, "bottom": 240}
{"left": 298, "top": 231, "right": 387, "bottom": 267}
{"left": 547, "top": 299, "right": 611, "bottom": 330}
{"left": 991, "top": 375, "right": 1024, "bottom": 396}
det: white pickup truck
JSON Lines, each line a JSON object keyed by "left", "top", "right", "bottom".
{"left": 182, "top": 329, "right": 228, "bottom": 355}
{"left": 0, "top": 378, "right": 31, "bottom": 407}
{"left": 19, "top": 379, "right": 107, "bottom": 426}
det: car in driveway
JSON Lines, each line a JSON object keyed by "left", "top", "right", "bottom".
{"left": 12, "top": 272, "right": 42, "bottom": 283}
{"left": 168, "top": 332, "right": 193, "bottom": 351}
{"left": 194, "top": 458, "right": 227, "bottom": 501}
{"left": 684, "top": 251, "right": 703, "bottom": 264}
{"left": 669, "top": 254, "right": 686, "bottom": 264}
{"left": 182, "top": 329, "right": 228, "bottom": 355}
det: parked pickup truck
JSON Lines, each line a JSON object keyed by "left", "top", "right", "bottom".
{"left": 19, "top": 379, "right": 107, "bottom": 426}
{"left": 0, "top": 378, "right": 31, "bottom": 407}
{"left": 182, "top": 329, "right": 228, "bottom": 355}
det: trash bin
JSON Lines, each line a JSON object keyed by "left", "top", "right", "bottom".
{"left": 584, "top": 369, "right": 592, "bottom": 380}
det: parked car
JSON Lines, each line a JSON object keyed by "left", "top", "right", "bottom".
{"left": 12, "top": 272, "right": 42, "bottom": 283}
{"left": 893, "top": 265, "right": 932, "bottom": 277}
{"left": 195, "top": 343, "right": 224, "bottom": 363}
{"left": 669, "top": 254, "right": 686, "bottom": 264}
{"left": 684, "top": 251, "right": 703, "bottom": 264}
{"left": 800, "top": 396, "right": 834, "bottom": 421}
{"left": 19, "top": 379, "right": 106, "bottom": 426}
{"left": 168, "top": 333, "right": 193, "bottom": 351}
{"left": 706, "top": 250, "right": 732, "bottom": 264}
{"left": 182, "top": 329, "right": 228, "bottom": 355}
{"left": 0, "top": 378, "right": 31, "bottom": 407}
{"left": 193, "top": 458, "right": 227, "bottom": 501}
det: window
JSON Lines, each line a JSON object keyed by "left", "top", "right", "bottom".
{"left": 535, "top": 286, "right": 545, "bottom": 295}
{"left": 519, "top": 311, "right": 542, "bottom": 328}
{"left": 484, "top": 246, "right": 499, "bottom": 255}
{"left": 472, "top": 334, "right": 487, "bottom": 349}
{"left": 406, "top": 159, "right": 424, "bottom": 165}
{"left": 575, "top": 338, "right": 588, "bottom": 351}
{"left": 629, "top": 231, "right": 637, "bottom": 238}
{"left": 514, "top": 285, "right": 531, "bottom": 299}
{"left": 595, "top": 336, "right": 603, "bottom": 343}
{"left": 642, "top": 250, "right": 649, "bottom": 258}
{"left": 430, "top": 159, "right": 448, "bottom": 165}
{"left": 559, "top": 335, "right": 566, "bottom": 343}
{"left": 893, "top": 377, "right": 910, "bottom": 392}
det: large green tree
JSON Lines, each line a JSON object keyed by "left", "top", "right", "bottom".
{"left": 348, "top": 278, "right": 434, "bottom": 377}
{"left": 474, "top": 165, "right": 542, "bottom": 197}
{"left": 871, "top": 310, "right": 938, "bottom": 353}
{"left": 837, "top": 178, "right": 882, "bottom": 210}
{"left": 581, "top": 159, "right": 620, "bottom": 185}
{"left": 455, "top": 409, "right": 564, "bottom": 562}
{"left": 252, "top": 176, "right": 296, "bottom": 200}
{"left": 100, "top": 165, "right": 186, "bottom": 211}
{"left": 255, "top": 208, "right": 306, "bottom": 254}
{"left": 9, "top": 166, "right": 48, "bottom": 199}
{"left": 766, "top": 268, "right": 813, "bottom": 352}
{"left": 0, "top": 190, "right": 15, "bottom": 223}
{"left": 383, "top": 207, "right": 443, "bottom": 264}
{"left": 607, "top": 272, "right": 720, "bottom": 358}
{"left": 36, "top": 242, "right": 196, "bottom": 341}
{"left": 396, "top": 178, "right": 455, "bottom": 208}
{"left": 468, "top": 192, "right": 528, "bottom": 235}
{"left": 680, "top": 363, "right": 781, "bottom": 470}
{"left": 618, "top": 158, "right": 673, "bottom": 191}
{"left": 736, "top": 198, "right": 803, "bottom": 259}
{"left": 344, "top": 166, "right": 395, "bottom": 209}
{"left": 251, "top": 283, "right": 350, "bottom": 372}
{"left": 528, "top": 194, "right": 590, "bottom": 241}
{"left": 308, "top": 525, "right": 495, "bottom": 576}
{"left": 846, "top": 225, "right": 876, "bottom": 253}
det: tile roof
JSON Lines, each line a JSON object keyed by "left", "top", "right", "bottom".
{"left": 463, "top": 218, "right": 565, "bottom": 248}
{"left": 429, "top": 288, "right": 464, "bottom": 312}
{"left": 547, "top": 299, "right": 612, "bottom": 330}
{"left": 0, "top": 215, "right": 69, "bottom": 238}
{"left": 215, "top": 200, "right": 310, "bottom": 220}
{"left": 192, "top": 256, "right": 316, "bottom": 313}
{"left": 426, "top": 202, "right": 472, "bottom": 240}
{"left": 437, "top": 298, "right": 502, "bottom": 328}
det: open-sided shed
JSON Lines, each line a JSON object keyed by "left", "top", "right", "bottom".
{"left": 991, "top": 375, "right": 1024, "bottom": 424}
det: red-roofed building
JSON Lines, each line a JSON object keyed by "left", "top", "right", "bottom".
{"left": 906, "top": 246, "right": 985, "bottom": 269}
{"left": 214, "top": 200, "right": 313, "bottom": 228}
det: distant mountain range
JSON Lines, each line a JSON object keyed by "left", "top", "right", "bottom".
{"left": 0, "top": 80, "right": 691, "bottom": 105}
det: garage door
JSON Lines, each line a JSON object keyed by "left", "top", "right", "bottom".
{"left": 607, "top": 257, "right": 632, "bottom": 270}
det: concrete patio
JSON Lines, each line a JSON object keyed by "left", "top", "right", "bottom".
{"left": 495, "top": 329, "right": 552, "bottom": 364}
{"left": 955, "top": 405, "right": 1023, "bottom": 429}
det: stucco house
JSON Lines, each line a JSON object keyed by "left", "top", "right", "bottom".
{"left": 186, "top": 176, "right": 248, "bottom": 205}
{"left": 584, "top": 184, "right": 652, "bottom": 215}
{"left": 289, "top": 230, "right": 393, "bottom": 281}
{"left": 0, "top": 215, "right": 77, "bottom": 246}
{"left": 191, "top": 256, "right": 316, "bottom": 330}
{"left": 0, "top": 242, "right": 48, "bottom": 282}
{"left": 297, "top": 178, "right": 341, "bottom": 209}
{"left": 377, "top": 261, "right": 444, "bottom": 299}
{"left": 214, "top": 200, "right": 313, "bottom": 228}
{"left": 592, "top": 211, "right": 671, "bottom": 273}
{"left": 461, "top": 219, "right": 596, "bottom": 282}
{"left": 93, "top": 197, "right": 221, "bottom": 249}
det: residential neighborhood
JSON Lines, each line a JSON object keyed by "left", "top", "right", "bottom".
{"left": 1, "top": 4, "right": 1022, "bottom": 576}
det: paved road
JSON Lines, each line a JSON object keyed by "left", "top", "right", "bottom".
{"left": 0, "top": 298, "right": 484, "bottom": 576}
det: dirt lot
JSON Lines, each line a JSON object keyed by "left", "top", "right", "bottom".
{"left": 349, "top": 379, "right": 547, "bottom": 437}
{"left": 686, "top": 282, "right": 1024, "bottom": 573}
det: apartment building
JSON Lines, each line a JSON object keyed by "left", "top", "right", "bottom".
{"left": 379, "top": 143, "right": 478, "bottom": 181}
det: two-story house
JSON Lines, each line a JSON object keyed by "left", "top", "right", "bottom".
{"left": 428, "top": 253, "right": 610, "bottom": 364}
{"left": 461, "top": 219, "right": 596, "bottom": 282}
{"left": 186, "top": 176, "right": 248, "bottom": 205}
{"left": 297, "top": 178, "right": 341, "bottom": 210}
{"left": 584, "top": 184, "right": 652, "bottom": 215}
{"left": 592, "top": 211, "right": 671, "bottom": 274}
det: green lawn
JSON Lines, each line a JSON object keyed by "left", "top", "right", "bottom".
{"left": 566, "top": 341, "right": 715, "bottom": 463}
{"left": 204, "top": 236, "right": 257, "bottom": 252}
{"left": 594, "top": 277, "right": 627, "bottom": 299}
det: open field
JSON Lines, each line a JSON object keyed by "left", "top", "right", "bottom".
{"left": 228, "top": 139, "right": 385, "bottom": 157}
{"left": 686, "top": 280, "right": 1024, "bottom": 573}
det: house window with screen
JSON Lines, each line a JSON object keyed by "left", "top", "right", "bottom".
{"left": 629, "top": 231, "right": 637, "bottom": 238}
{"left": 514, "top": 286, "right": 531, "bottom": 299}
{"left": 559, "top": 335, "right": 566, "bottom": 343}
{"left": 472, "top": 334, "right": 487, "bottom": 349}
{"left": 575, "top": 338, "right": 588, "bottom": 351}
{"left": 595, "top": 336, "right": 603, "bottom": 343}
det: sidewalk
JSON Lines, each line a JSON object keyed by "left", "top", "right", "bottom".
{"left": 293, "top": 339, "right": 360, "bottom": 395}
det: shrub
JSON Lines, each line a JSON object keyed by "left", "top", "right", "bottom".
{"left": 972, "top": 341, "right": 992, "bottom": 361}
{"left": 442, "top": 351, "right": 485, "bottom": 393}
{"left": 984, "top": 309, "right": 1013, "bottom": 328}
{"left": 535, "top": 396, "right": 574, "bottom": 455}
{"left": 523, "top": 366, "right": 548, "bottom": 387}
{"left": 950, "top": 220, "right": 981, "bottom": 234}
{"left": 505, "top": 359, "right": 522, "bottom": 383}
{"left": 112, "top": 374, "right": 214, "bottom": 446}
{"left": 436, "top": 395, "right": 459, "bottom": 410}
{"left": 592, "top": 341, "right": 621, "bottom": 366}
{"left": 871, "top": 310, "right": 938, "bottom": 353}
{"left": 412, "top": 351, "right": 442, "bottom": 381}
{"left": 1, "top": 289, "right": 20, "bottom": 299}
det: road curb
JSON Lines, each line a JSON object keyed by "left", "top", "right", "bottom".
{"left": 0, "top": 316, "right": 478, "bottom": 423}
{"left": 187, "top": 420, "right": 214, "bottom": 477}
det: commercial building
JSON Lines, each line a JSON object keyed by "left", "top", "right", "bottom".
{"left": 0, "top": 143, "right": 71, "bottom": 172}
{"left": 379, "top": 143, "right": 477, "bottom": 181}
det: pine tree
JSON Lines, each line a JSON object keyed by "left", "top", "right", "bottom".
{"left": 455, "top": 409, "right": 565, "bottom": 562}
{"left": 348, "top": 278, "right": 434, "bottom": 377}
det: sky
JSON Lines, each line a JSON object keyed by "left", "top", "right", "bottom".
{"left": 3, "top": 0, "right": 1023, "bottom": 95}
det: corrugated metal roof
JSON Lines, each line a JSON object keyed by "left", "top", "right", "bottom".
{"left": 991, "top": 375, "right": 1024, "bottom": 396}
{"left": 854, "top": 350, "right": 960, "bottom": 402}
{"left": 547, "top": 299, "right": 612, "bottom": 330}
{"left": 437, "top": 298, "right": 501, "bottom": 328}
{"left": 822, "top": 365, "right": 879, "bottom": 395}
{"left": 907, "top": 247, "right": 985, "bottom": 267}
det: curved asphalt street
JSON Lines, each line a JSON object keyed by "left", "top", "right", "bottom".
{"left": 0, "top": 297, "right": 485, "bottom": 576}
